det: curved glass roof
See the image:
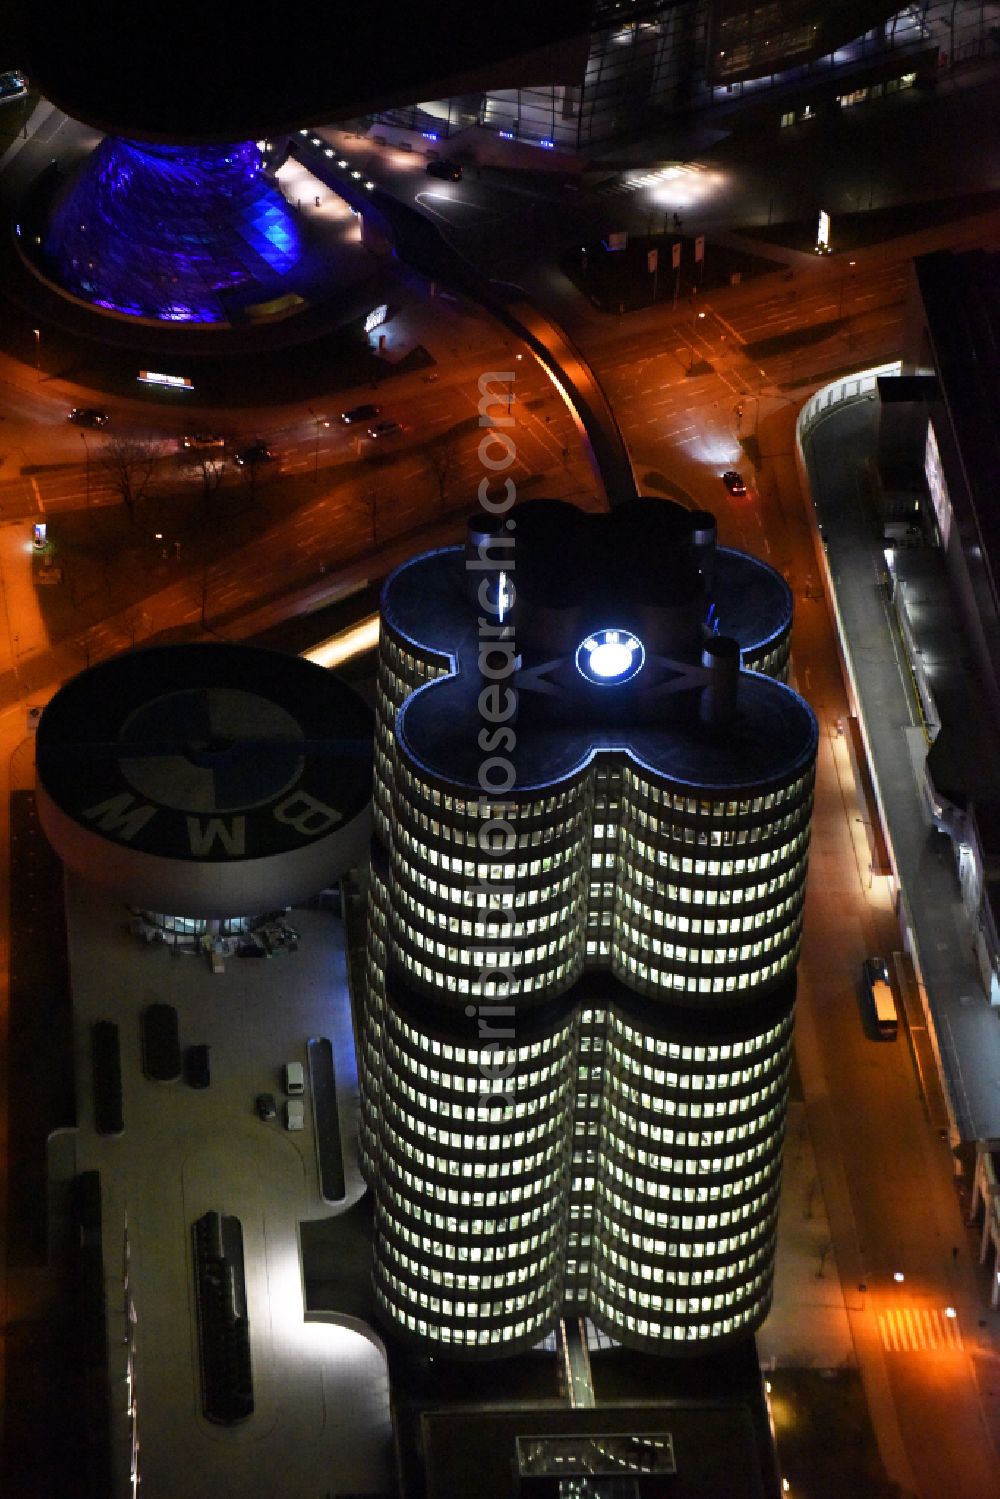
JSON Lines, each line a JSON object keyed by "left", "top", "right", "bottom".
{"left": 44, "top": 138, "right": 301, "bottom": 323}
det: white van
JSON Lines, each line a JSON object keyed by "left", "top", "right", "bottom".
{"left": 862, "top": 958, "right": 898, "bottom": 1039}
{"left": 284, "top": 1061, "right": 305, "bottom": 1095}
{"left": 285, "top": 1100, "right": 305, "bottom": 1132}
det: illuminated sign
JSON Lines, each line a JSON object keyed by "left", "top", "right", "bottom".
{"left": 816, "top": 210, "right": 831, "bottom": 253}
{"left": 576, "top": 629, "right": 645, "bottom": 685}
{"left": 138, "top": 370, "right": 194, "bottom": 390}
{"left": 924, "top": 422, "right": 952, "bottom": 547}
{"left": 364, "top": 304, "right": 389, "bottom": 334}
{"left": 496, "top": 571, "right": 514, "bottom": 623}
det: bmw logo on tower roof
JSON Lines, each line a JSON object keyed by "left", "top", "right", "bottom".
{"left": 575, "top": 628, "right": 645, "bottom": 686}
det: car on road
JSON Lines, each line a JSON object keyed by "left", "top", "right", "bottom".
{"left": 861, "top": 957, "right": 899, "bottom": 1040}
{"left": 426, "top": 159, "right": 462, "bottom": 182}
{"left": 68, "top": 407, "right": 109, "bottom": 428}
{"left": 182, "top": 433, "right": 226, "bottom": 450}
{"left": 367, "top": 420, "right": 403, "bottom": 440}
{"left": 255, "top": 1091, "right": 277, "bottom": 1121}
{"left": 234, "top": 440, "right": 274, "bottom": 467}
{"left": 184, "top": 1044, "right": 211, "bottom": 1089}
{"left": 340, "top": 403, "right": 380, "bottom": 425}
{"left": 0, "top": 71, "right": 27, "bottom": 102}
{"left": 285, "top": 1099, "right": 305, "bottom": 1131}
{"left": 721, "top": 470, "right": 747, "bottom": 497}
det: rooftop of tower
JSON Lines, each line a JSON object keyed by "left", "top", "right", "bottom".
{"left": 382, "top": 498, "right": 816, "bottom": 797}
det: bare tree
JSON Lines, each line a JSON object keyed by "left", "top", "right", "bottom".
{"left": 98, "top": 434, "right": 158, "bottom": 523}
{"left": 424, "top": 434, "right": 459, "bottom": 513}
{"left": 359, "top": 465, "right": 383, "bottom": 548}
{"left": 193, "top": 452, "right": 228, "bottom": 506}
{"left": 119, "top": 602, "right": 152, "bottom": 649}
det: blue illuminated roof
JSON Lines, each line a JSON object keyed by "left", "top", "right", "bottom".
{"left": 44, "top": 139, "right": 301, "bottom": 324}
{"left": 382, "top": 500, "right": 816, "bottom": 797}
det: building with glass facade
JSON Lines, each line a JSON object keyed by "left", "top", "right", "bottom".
{"left": 360, "top": 496, "right": 817, "bottom": 1358}
{"left": 369, "top": 0, "right": 993, "bottom": 154}
{"left": 42, "top": 140, "right": 301, "bottom": 324}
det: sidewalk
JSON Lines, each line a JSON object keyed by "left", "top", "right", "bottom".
{"left": 802, "top": 399, "right": 1000, "bottom": 1140}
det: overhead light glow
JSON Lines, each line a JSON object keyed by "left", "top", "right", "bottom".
{"left": 307, "top": 614, "right": 380, "bottom": 669}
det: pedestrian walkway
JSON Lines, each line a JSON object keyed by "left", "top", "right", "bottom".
{"left": 878, "top": 1306, "right": 964, "bottom": 1354}
{"left": 802, "top": 396, "right": 1000, "bottom": 1140}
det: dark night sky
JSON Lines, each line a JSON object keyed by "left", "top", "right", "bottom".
{"left": 6, "top": 0, "right": 592, "bottom": 140}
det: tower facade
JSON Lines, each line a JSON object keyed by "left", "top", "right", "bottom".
{"left": 361, "top": 498, "right": 815, "bottom": 1358}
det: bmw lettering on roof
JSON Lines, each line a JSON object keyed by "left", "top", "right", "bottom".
{"left": 33, "top": 642, "right": 374, "bottom": 918}
{"left": 575, "top": 629, "right": 645, "bottom": 685}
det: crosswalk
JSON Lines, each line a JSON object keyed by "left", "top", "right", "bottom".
{"left": 878, "top": 1306, "right": 963, "bottom": 1353}
{"left": 593, "top": 163, "right": 707, "bottom": 200}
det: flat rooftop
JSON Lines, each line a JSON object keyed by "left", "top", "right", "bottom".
{"left": 63, "top": 878, "right": 393, "bottom": 1499}
{"left": 915, "top": 249, "right": 1000, "bottom": 620}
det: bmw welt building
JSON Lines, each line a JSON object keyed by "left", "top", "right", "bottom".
{"left": 360, "top": 496, "right": 817, "bottom": 1359}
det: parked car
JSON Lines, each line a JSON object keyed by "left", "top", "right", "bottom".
{"left": 184, "top": 1044, "right": 211, "bottom": 1089}
{"left": 234, "top": 440, "right": 274, "bottom": 467}
{"left": 340, "top": 403, "right": 380, "bottom": 425}
{"left": 285, "top": 1099, "right": 305, "bottom": 1132}
{"left": 426, "top": 159, "right": 462, "bottom": 181}
{"left": 284, "top": 1061, "right": 305, "bottom": 1095}
{"left": 721, "top": 469, "right": 747, "bottom": 497}
{"left": 68, "top": 407, "right": 109, "bottom": 428}
{"left": 367, "top": 420, "right": 403, "bottom": 440}
{"left": 255, "top": 1091, "right": 276, "bottom": 1121}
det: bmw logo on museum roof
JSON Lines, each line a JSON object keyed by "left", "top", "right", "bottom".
{"left": 575, "top": 628, "right": 645, "bottom": 686}
{"left": 35, "top": 642, "right": 373, "bottom": 917}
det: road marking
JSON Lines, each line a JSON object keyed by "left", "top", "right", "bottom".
{"left": 706, "top": 306, "right": 746, "bottom": 347}
{"left": 878, "top": 1307, "right": 962, "bottom": 1353}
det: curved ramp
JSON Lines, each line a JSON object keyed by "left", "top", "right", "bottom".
{"left": 291, "top": 140, "right": 638, "bottom": 508}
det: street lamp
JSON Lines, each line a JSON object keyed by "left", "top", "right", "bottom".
{"left": 854, "top": 816, "right": 874, "bottom": 889}
{"left": 686, "top": 310, "right": 707, "bottom": 375}
{"left": 839, "top": 260, "right": 857, "bottom": 323}
{"left": 32, "top": 327, "right": 40, "bottom": 372}
{"left": 79, "top": 429, "right": 91, "bottom": 504}
{"left": 307, "top": 407, "right": 330, "bottom": 480}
